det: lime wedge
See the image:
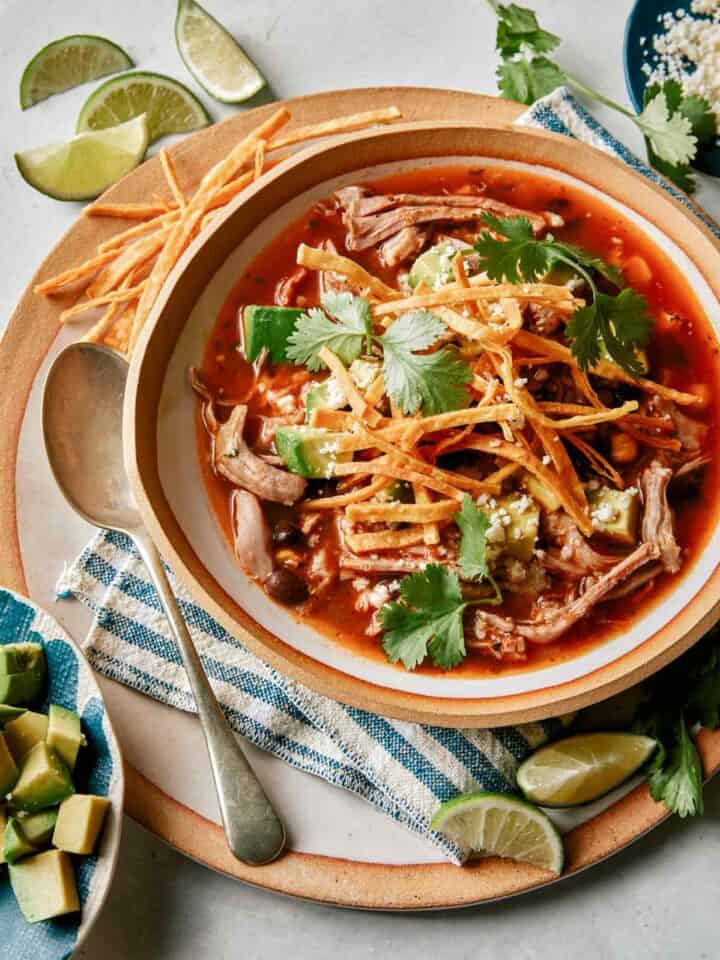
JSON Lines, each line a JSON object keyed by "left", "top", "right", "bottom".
{"left": 517, "top": 733, "right": 657, "bottom": 808}
{"left": 76, "top": 71, "right": 210, "bottom": 145}
{"left": 175, "top": 0, "right": 266, "bottom": 103}
{"left": 20, "top": 35, "right": 134, "bottom": 109}
{"left": 15, "top": 115, "right": 149, "bottom": 201}
{"left": 431, "top": 792, "right": 564, "bottom": 874}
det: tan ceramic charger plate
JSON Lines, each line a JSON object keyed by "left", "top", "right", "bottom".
{"left": 3, "top": 87, "right": 720, "bottom": 908}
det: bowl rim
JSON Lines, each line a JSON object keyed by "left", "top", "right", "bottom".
{"left": 123, "top": 119, "right": 720, "bottom": 728}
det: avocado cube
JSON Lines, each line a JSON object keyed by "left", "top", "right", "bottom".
{"left": 0, "top": 804, "right": 7, "bottom": 866}
{"left": 524, "top": 473, "right": 561, "bottom": 513}
{"left": 488, "top": 494, "right": 540, "bottom": 564}
{"left": 242, "top": 305, "right": 303, "bottom": 363}
{"left": 275, "top": 426, "right": 352, "bottom": 478}
{"left": 0, "top": 643, "right": 45, "bottom": 677}
{"left": 9, "top": 850, "right": 79, "bottom": 923}
{"left": 0, "top": 733, "right": 19, "bottom": 796}
{"left": 304, "top": 377, "right": 347, "bottom": 422}
{"left": 18, "top": 809, "right": 58, "bottom": 848}
{"left": 53, "top": 794, "right": 111, "bottom": 856}
{"left": 10, "top": 743, "right": 74, "bottom": 813}
{"left": 0, "top": 671, "right": 44, "bottom": 706}
{"left": 4, "top": 711, "right": 48, "bottom": 764}
{"left": 4, "top": 817, "right": 37, "bottom": 864}
{"left": 0, "top": 704, "right": 26, "bottom": 727}
{"left": 46, "top": 705, "right": 85, "bottom": 772}
{"left": 408, "top": 243, "right": 464, "bottom": 290}
{"left": 589, "top": 486, "right": 640, "bottom": 546}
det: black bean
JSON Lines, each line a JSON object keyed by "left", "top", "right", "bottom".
{"left": 272, "top": 520, "right": 303, "bottom": 547}
{"left": 265, "top": 567, "right": 309, "bottom": 605}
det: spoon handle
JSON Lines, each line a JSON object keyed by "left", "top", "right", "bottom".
{"left": 132, "top": 530, "right": 286, "bottom": 865}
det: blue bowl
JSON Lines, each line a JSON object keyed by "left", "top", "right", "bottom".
{"left": 0, "top": 589, "right": 124, "bottom": 960}
{"left": 624, "top": 0, "right": 720, "bottom": 177}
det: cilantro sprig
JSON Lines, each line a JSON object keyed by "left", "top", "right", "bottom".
{"left": 487, "top": 1, "right": 716, "bottom": 192}
{"left": 287, "top": 294, "right": 472, "bottom": 415}
{"left": 381, "top": 497, "right": 501, "bottom": 671}
{"left": 474, "top": 214, "right": 653, "bottom": 377}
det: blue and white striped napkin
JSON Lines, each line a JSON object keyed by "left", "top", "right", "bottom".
{"left": 58, "top": 88, "right": 711, "bottom": 864}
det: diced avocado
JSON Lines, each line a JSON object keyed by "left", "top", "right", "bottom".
{"left": 0, "top": 672, "right": 44, "bottom": 706}
{"left": 0, "top": 643, "right": 45, "bottom": 677}
{"left": 9, "top": 850, "right": 79, "bottom": 923}
{"left": 409, "top": 243, "right": 464, "bottom": 290}
{"left": 348, "top": 358, "right": 381, "bottom": 391}
{"left": 4, "top": 711, "right": 48, "bottom": 765}
{"left": 378, "top": 480, "right": 414, "bottom": 503}
{"left": 53, "top": 794, "right": 111, "bottom": 856}
{"left": 487, "top": 494, "right": 540, "bottom": 564}
{"left": 275, "top": 426, "right": 352, "bottom": 478}
{"left": 3, "top": 818, "right": 37, "bottom": 864}
{"left": 588, "top": 485, "right": 640, "bottom": 546}
{"left": 0, "top": 733, "right": 19, "bottom": 796}
{"left": 524, "top": 473, "right": 561, "bottom": 513}
{"left": 0, "top": 804, "right": 7, "bottom": 866}
{"left": 0, "top": 704, "right": 25, "bottom": 727}
{"left": 18, "top": 809, "right": 58, "bottom": 848}
{"left": 242, "top": 305, "right": 303, "bottom": 363}
{"left": 10, "top": 743, "right": 74, "bottom": 813}
{"left": 46, "top": 705, "right": 85, "bottom": 772}
{"left": 304, "top": 377, "right": 347, "bottom": 422}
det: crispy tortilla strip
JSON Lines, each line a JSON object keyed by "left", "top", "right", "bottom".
{"left": 87, "top": 228, "right": 169, "bottom": 298}
{"left": 85, "top": 201, "right": 176, "bottom": 219}
{"left": 318, "top": 347, "right": 382, "bottom": 426}
{"left": 310, "top": 402, "right": 519, "bottom": 438}
{"left": 453, "top": 252, "right": 480, "bottom": 317}
{"left": 129, "top": 107, "right": 291, "bottom": 351}
{"left": 564, "top": 432, "right": 624, "bottom": 488}
{"left": 619, "top": 423, "right": 682, "bottom": 452}
{"left": 59, "top": 283, "right": 144, "bottom": 323}
{"left": 330, "top": 456, "right": 470, "bottom": 499}
{"left": 34, "top": 249, "right": 122, "bottom": 295}
{"left": 300, "top": 475, "right": 387, "bottom": 510}
{"left": 98, "top": 209, "right": 180, "bottom": 253}
{"left": 270, "top": 106, "right": 402, "bottom": 150}
{"left": 345, "top": 526, "right": 428, "bottom": 553}
{"left": 413, "top": 484, "right": 440, "bottom": 544}
{"left": 159, "top": 148, "right": 186, "bottom": 209}
{"left": 297, "top": 243, "right": 396, "bottom": 300}
{"left": 346, "top": 500, "right": 459, "bottom": 524}
{"left": 374, "top": 283, "right": 581, "bottom": 317}
{"left": 207, "top": 168, "right": 260, "bottom": 211}
{"left": 364, "top": 373, "right": 386, "bottom": 408}
{"left": 253, "top": 139, "right": 266, "bottom": 181}
{"left": 514, "top": 330, "right": 702, "bottom": 407}
{"left": 533, "top": 421, "right": 591, "bottom": 535}
{"left": 82, "top": 273, "right": 135, "bottom": 344}
{"left": 539, "top": 401, "right": 676, "bottom": 434}
{"left": 104, "top": 305, "right": 134, "bottom": 353}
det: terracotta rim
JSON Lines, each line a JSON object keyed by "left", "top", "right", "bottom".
{"left": 2, "top": 86, "right": 718, "bottom": 908}
{"left": 125, "top": 119, "right": 720, "bottom": 728}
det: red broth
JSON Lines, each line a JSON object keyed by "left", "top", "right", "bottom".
{"left": 197, "top": 165, "right": 720, "bottom": 678}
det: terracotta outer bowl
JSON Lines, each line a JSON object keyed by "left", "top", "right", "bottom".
{"left": 123, "top": 121, "right": 720, "bottom": 728}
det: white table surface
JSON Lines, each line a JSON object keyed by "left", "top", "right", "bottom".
{"left": 2, "top": 0, "right": 720, "bottom": 956}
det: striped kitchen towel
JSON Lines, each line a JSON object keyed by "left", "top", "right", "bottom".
{"left": 58, "top": 88, "right": 706, "bottom": 864}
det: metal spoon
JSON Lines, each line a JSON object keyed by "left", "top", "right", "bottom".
{"left": 43, "top": 342, "right": 286, "bottom": 865}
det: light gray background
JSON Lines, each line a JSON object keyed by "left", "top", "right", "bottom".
{"left": 1, "top": 0, "right": 719, "bottom": 956}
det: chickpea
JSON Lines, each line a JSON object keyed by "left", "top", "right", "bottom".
{"left": 622, "top": 255, "right": 653, "bottom": 288}
{"left": 610, "top": 431, "right": 639, "bottom": 464}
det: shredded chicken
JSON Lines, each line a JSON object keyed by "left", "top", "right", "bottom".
{"left": 335, "top": 186, "right": 563, "bottom": 253}
{"left": 542, "top": 513, "right": 618, "bottom": 576}
{"left": 275, "top": 266, "right": 308, "bottom": 306}
{"left": 474, "top": 540, "right": 660, "bottom": 644}
{"left": 214, "top": 405, "right": 307, "bottom": 504}
{"left": 379, "top": 225, "right": 429, "bottom": 267}
{"left": 230, "top": 490, "right": 273, "bottom": 580}
{"left": 640, "top": 460, "right": 682, "bottom": 572}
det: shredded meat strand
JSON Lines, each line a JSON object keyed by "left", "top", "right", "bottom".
{"left": 640, "top": 460, "right": 682, "bottom": 572}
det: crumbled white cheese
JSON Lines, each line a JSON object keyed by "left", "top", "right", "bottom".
{"left": 591, "top": 501, "right": 618, "bottom": 528}
{"left": 541, "top": 454, "right": 552, "bottom": 466}
{"left": 325, "top": 377, "right": 347, "bottom": 407}
{"left": 349, "top": 360, "right": 379, "bottom": 392}
{"left": 513, "top": 377, "right": 528, "bottom": 388}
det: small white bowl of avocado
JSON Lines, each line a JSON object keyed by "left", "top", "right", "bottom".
{"left": 0, "top": 588, "right": 123, "bottom": 958}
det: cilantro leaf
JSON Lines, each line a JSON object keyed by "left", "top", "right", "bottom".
{"left": 455, "top": 495, "right": 492, "bottom": 582}
{"left": 645, "top": 80, "right": 716, "bottom": 144}
{"left": 380, "top": 312, "right": 471, "bottom": 415}
{"left": 286, "top": 292, "right": 371, "bottom": 371}
{"left": 647, "top": 716, "right": 704, "bottom": 818}
{"left": 474, "top": 215, "right": 551, "bottom": 282}
{"left": 637, "top": 90, "right": 697, "bottom": 167}
{"left": 495, "top": 2, "right": 560, "bottom": 57}
{"left": 567, "top": 288, "right": 653, "bottom": 376}
{"left": 381, "top": 565, "right": 467, "bottom": 670}
{"left": 497, "top": 55, "right": 565, "bottom": 105}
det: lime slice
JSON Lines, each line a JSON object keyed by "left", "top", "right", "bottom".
{"left": 175, "top": 0, "right": 266, "bottom": 103}
{"left": 20, "top": 35, "right": 134, "bottom": 109}
{"left": 76, "top": 71, "right": 210, "bottom": 145}
{"left": 430, "top": 792, "right": 564, "bottom": 874}
{"left": 517, "top": 733, "right": 657, "bottom": 808}
{"left": 15, "top": 114, "right": 149, "bottom": 201}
